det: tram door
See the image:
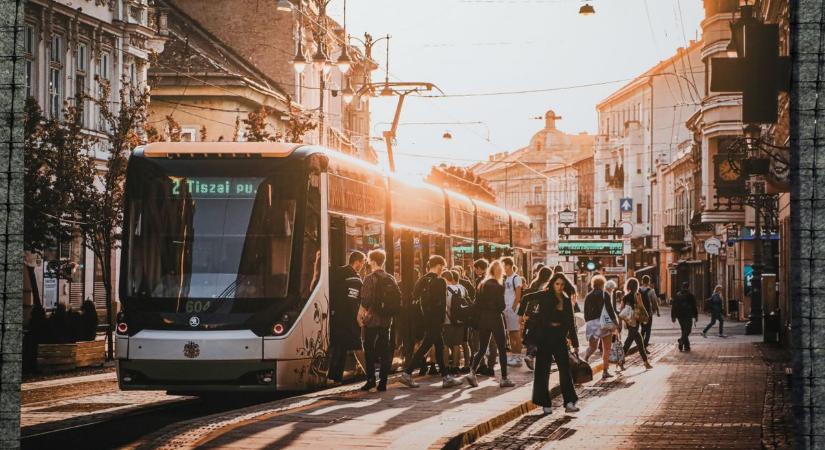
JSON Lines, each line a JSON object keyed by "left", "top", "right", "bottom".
{"left": 396, "top": 230, "right": 426, "bottom": 361}
{"left": 329, "top": 216, "right": 347, "bottom": 269}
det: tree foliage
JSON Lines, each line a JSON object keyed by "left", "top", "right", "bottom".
{"left": 426, "top": 164, "right": 497, "bottom": 203}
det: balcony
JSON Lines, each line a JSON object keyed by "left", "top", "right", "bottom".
{"left": 664, "top": 225, "right": 687, "bottom": 250}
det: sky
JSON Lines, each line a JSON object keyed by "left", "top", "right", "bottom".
{"left": 326, "top": 0, "right": 705, "bottom": 179}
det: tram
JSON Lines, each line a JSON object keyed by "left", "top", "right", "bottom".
{"left": 116, "top": 142, "right": 531, "bottom": 392}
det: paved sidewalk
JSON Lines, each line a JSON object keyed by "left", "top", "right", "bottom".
{"left": 470, "top": 315, "right": 785, "bottom": 449}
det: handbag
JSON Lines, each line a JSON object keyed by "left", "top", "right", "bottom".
{"left": 609, "top": 340, "right": 625, "bottom": 363}
{"left": 618, "top": 304, "right": 636, "bottom": 327}
{"left": 569, "top": 351, "right": 593, "bottom": 384}
{"left": 634, "top": 292, "right": 650, "bottom": 325}
{"left": 599, "top": 304, "right": 617, "bottom": 333}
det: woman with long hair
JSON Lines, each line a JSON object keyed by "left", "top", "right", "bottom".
{"left": 523, "top": 272, "right": 580, "bottom": 414}
{"left": 528, "top": 267, "right": 553, "bottom": 293}
{"left": 464, "top": 260, "right": 514, "bottom": 388}
{"left": 583, "top": 275, "right": 618, "bottom": 378}
{"left": 620, "top": 277, "right": 653, "bottom": 369}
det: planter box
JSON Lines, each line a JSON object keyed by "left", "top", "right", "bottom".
{"left": 37, "top": 340, "right": 105, "bottom": 373}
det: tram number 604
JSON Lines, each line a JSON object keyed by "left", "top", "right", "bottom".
{"left": 185, "top": 300, "right": 211, "bottom": 313}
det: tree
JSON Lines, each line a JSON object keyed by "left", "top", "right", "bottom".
{"left": 165, "top": 114, "right": 182, "bottom": 142}
{"left": 282, "top": 97, "right": 317, "bottom": 143}
{"left": 78, "top": 78, "right": 150, "bottom": 360}
{"left": 199, "top": 125, "right": 208, "bottom": 142}
{"left": 23, "top": 98, "right": 96, "bottom": 306}
{"left": 243, "top": 106, "right": 278, "bottom": 142}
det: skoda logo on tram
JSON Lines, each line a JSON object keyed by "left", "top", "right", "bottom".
{"left": 189, "top": 316, "right": 200, "bottom": 327}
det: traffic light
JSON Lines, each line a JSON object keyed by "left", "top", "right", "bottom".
{"left": 577, "top": 257, "right": 602, "bottom": 272}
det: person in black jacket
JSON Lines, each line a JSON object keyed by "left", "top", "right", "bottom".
{"left": 620, "top": 278, "right": 653, "bottom": 369}
{"left": 399, "top": 255, "right": 463, "bottom": 389}
{"left": 520, "top": 266, "right": 553, "bottom": 370}
{"left": 471, "top": 258, "right": 497, "bottom": 376}
{"left": 464, "top": 260, "right": 514, "bottom": 388}
{"left": 359, "top": 249, "right": 400, "bottom": 391}
{"left": 582, "top": 275, "right": 618, "bottom": 378}
{"left": 328, "top": 251, "right": 365, "bottom": 383}
{"left": 521, "top": 272, "right": 580, "bottom": 414}
{"left": 672, "top": 282, "right": 699, "bottom": 351}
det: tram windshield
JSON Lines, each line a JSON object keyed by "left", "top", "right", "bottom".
{"left": 125, "top": 159, "right": 302, "bottom": 300}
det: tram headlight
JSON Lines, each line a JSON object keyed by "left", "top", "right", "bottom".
{"left": 116, "top": 322, "right": 128, "bottom": 335}
{"left": 273, "top": 323, "right": 286, "bottom": 335}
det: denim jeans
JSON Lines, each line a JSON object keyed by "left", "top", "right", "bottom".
{"left": 703, "top": 313, "right": 724, "bottom": 335}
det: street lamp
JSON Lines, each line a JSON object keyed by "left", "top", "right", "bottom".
{"left": 292, "top": 43, "right": 307, "bottom": 73}
{"left": 341, "top": 77, "right": 355, "bottom": 104}
{"left": 336, "top": 46, "right": 352, "bottom": 74}
{"left": 579, "top": 3, "right": 595, "bottom": 15}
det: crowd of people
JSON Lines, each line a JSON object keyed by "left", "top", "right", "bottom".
{"left": 327, "top": 248, "right": 672, "bottom": 414}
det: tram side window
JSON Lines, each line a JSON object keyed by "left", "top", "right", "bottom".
{"left": 346, "top": 216, "right": 384, "bottom": 277}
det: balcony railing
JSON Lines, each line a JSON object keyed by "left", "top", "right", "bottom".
{"left": 664, "top": 225, "right": 686, "bottom": 248}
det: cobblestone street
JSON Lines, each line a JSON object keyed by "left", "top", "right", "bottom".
{"left": 470, "top": 314, "right": 793, "bottom": 449}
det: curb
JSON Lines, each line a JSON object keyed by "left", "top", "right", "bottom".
{"left": 434, "top": 348, "right": 647, "bottom": 450}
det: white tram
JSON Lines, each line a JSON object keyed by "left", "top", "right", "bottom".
{"left": 116, "top": 143, "right": 531, "bottom": 392}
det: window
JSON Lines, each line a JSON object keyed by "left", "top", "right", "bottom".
{"left": 24, "top": 24, "right": 35, "bottom": 98}
{"left": 49, "top": 35, "right": 64, "bottom": 119}
{"left": 604, "top": 209, "right": 609, "bottom": 227}
{"left": 636, "top": 203, "right": 643, "bottom": 224}
{"left": 180, "top": 127, "right": 197, "bottom": 142}
{"left": 533, "top": 185, "right": 542, "bottom": 205}
{"left": 75, "top": 43, "right": 88, "bottom": 126}
{"left": 636, "top": 152, "right": 642, "bottom": 174}
{"left": 606, "top": 117, "right": 610, "bottom": 136}
{"left": 96, "top": 52, "right": 111, "bottom": 130}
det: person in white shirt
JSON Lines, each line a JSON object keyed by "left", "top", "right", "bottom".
{"left": 501, "top": 257, "right": 523, "bottom": 367}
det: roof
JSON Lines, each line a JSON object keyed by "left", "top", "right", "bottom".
{"left": 150, "top": 0, "right": 288, "bottom": 100}
{"left": 139, "top": 142, "right": 303, "bottom": 158}
{"left": 597, "top": 40, "right": 703, "bottom": 110}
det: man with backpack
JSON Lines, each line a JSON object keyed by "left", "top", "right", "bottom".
{"left": 671, "top": 282, "right": 698, "bottom": 351}
{"left": 328, "top": 251, "right": 365, "bottom": 384}
{"left": 399, "top": 255, "right": 464, "bottom": 389}
{"left": 639, "top": 275, "right": 661, "bottom": 348}
{"left": 358, "top": 249, "right": 402, "bottom": 392}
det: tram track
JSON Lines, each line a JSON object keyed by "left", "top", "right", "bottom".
{"left": 20, "top": 392, "right": 291, "bottom": 450}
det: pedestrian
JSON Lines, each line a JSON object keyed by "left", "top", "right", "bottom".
{"left": 502, "top": 257, "right": 524, "bottom": 367}
{"left": 620, "top": 277, "right": 653, "bottom": 369}
{"left": 702, "top": 285, "right": 726, "bottom": 338}
{"left": 520, "top": 272, "right": 581, "bottom": 414}
{"left": 443, "top": 270, "right": 469, "bottom": 375}
{"left": 672, "top": 281, "right": 699, "bottom": 351}
{"left": 464, "top": 259, "right": 515, "bottom": 388}
{"left": 520, "top": 266, "right": 553, "bottom": 370}
{"left": 582, "top": 275, "right": 619, "bottom": 379}
{"left": 452, "top": 266, "right": 475, "bottom": 373}
{"left": 399, "top": 255, "right": 464, "bottom": 389}
{"left": 472, "top": 258, "right": 497, "bottom": 376}
{"left": 605, "top": 279, "right": 621, "bottom": 319}
{"left": 328, "top": 251, "right": 365, "bottom": 384}
{"left": 639, "top": 275, "right": 661, "bottom": 348}
{"left": 553, "top": 265, "right": 579, "bottom": 313}
{"left": 358, "top": 249, "right": 401, "bottom": 392}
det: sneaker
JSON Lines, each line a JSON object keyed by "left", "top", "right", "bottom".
{"left": 360, "top": 379, "right": 376, "bottom": 391}
{"left": 702, "top": 331, "right": 708, "bottom": 338}
{"left": 644, "top": 362, "right": 653, "bottom": 370}
{"left": 564, "top": 402, "right": 580, "bottom": 413}
{"left": 507, "top": 356, "right": 523, "bottom": 368}
{"left": 459, "top": 366, "right": 471, "bottom": 374}
{"left": 478, "top": 366, "right": 495, "bottom": 377}
{"left": 542, "top": 406, "right": 553, "bottom": 415}
{"left": 602, "top": 370, "right": 613, "bottom": 379}
{"left": 719, "top": 334, "right": 727, "bottom": 338}
{"left": 524, "top": 356, "right": 535, "bottom": 371}
{"left": 465, "top": 370, "right": 479, "bottom": 387}
{"left": 442, "top": 376, "right": 463, "bottom": 388}
{"left": 499, "top": 378, "right": 515, "bottom": 388}
{"left": 377, "top": 381, "right": 387, "bottom": 392}
{"left": 399, "top": 372, "right": 419, "bottom": 388}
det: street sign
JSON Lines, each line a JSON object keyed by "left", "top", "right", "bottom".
{"left": 558, "top": 240, "right": 622, "bottom": 256}
{"left": 620, "top": 221, "right": 633, "bottom": 236}
{"left": 558, "top": 227, "right": 623, "bottom": 236}
{"left": 620, "top": 197, "right": 633, "bottom": 213}
{"left": 605, "top": 266, "right": 625, "bottom": 273}
{"left": 558, "top": 209, "right": 577, "bottom": 225}
{"left": 704, "top": 237, "right": 722, "bottom": 255}
{"left": 623, "top": 238, "right": 632, "bottom": 255}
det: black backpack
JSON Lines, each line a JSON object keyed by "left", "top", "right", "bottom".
{"left": 378, "top": 274, "right": 402, "bottom": 317}
{"left": 448, "top": 286, "right": 472, "bottom": 325}
{"left": 414, "top": 275, "right": 435, "bottom": 316}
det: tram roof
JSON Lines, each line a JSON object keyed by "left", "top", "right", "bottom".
{"left": 138, "top": 142, "right": 305, "bottom": 158}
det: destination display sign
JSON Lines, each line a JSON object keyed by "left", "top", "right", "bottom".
{"left": 170, "top": 177, "right": 261, "bottom": 198}
{"left": 558, "top": 227, "right": 623, "bottom": 236}
{"left": 558, "top": 240, "right": 623, "bottom": 256}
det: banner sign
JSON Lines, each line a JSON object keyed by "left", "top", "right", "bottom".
{"left": 558, "top": 240, "right": 622, "bottom": 256}
{"left": 559, "top": 227, "right": 623, "bottom": 236}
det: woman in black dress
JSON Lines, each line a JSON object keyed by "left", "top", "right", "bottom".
{"left": 523, "top": 272, "right": 580, "bottom": 414}
{"left": 620, "top": 277, "right": 653, "bottom": 369}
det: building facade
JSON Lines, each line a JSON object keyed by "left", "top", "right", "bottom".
{"left": 595, "top": 40, "right": 704, "bottom": 282}
{"left": 472, "top": 110, "right": 594, "bottom": 266}
{"left": 22, "top": 0, "right": 165, "bottom": 317}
